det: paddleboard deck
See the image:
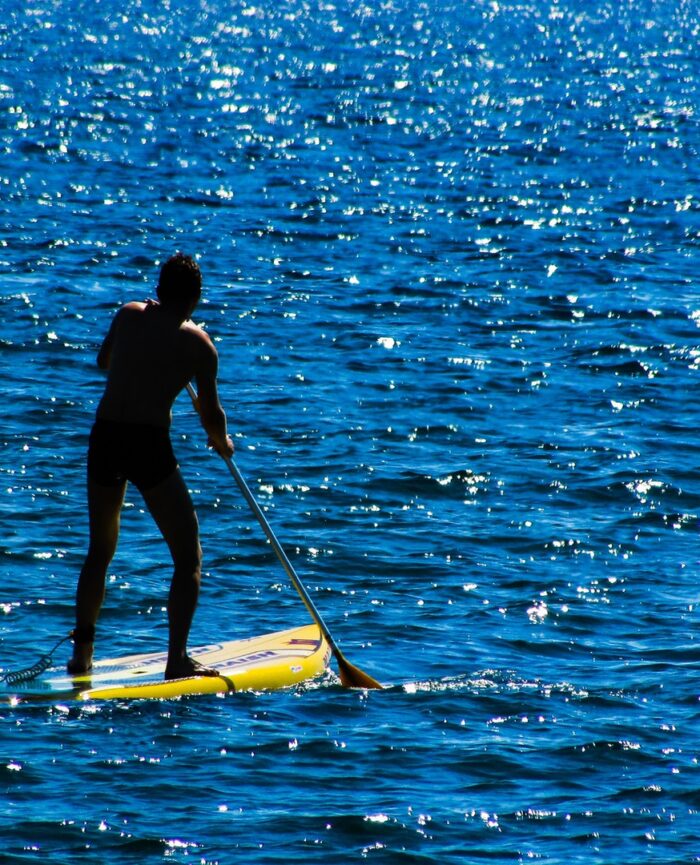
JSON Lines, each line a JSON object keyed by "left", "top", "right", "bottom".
{"left": 6, "top": 624, "right": 330, "bottom": 703}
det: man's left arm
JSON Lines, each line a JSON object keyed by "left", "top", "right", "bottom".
{"left": 96, "top": 305, "right": 130, "bottom": 370}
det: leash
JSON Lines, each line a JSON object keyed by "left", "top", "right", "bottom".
{"left": 0, "top": 632, "right": 74, "bottom": 686}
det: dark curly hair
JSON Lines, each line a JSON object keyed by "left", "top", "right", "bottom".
{"left": 157, "top": 253, "right": 202, "bottom": 307}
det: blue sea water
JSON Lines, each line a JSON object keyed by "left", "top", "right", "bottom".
{"left": 2, "top": 0, "right": 700, "bottom": 861}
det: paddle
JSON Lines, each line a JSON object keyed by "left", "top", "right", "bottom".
{"left": 186, "top": 383, "right": 383, "bottom": 689}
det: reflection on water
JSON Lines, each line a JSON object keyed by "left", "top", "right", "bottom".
{"left": 1, "top": 1, "right": 700, "bottom": 862}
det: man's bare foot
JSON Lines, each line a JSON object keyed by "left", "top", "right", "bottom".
{"left": 68, "top": 626, "right": 95, "bottom": 676}
{"left": 164, "top": 655, "right": 219, "bottom": 680}
{"left": 67, "top": 648, "right": 93, "bottom": 676}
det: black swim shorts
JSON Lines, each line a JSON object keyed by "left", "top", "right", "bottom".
{"left": 87, "top": 418, "right": 178, "bottom": 493}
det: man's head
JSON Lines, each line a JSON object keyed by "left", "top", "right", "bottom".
{"left": 157, "top": 253, "right": 202, "bottom": 310}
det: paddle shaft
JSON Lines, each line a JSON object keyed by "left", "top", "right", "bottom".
{"left": 185, "top": 384, "right": 342, "bottom": 656}
{"left": 224, "top": 455, "right": 344, "bottom": 658}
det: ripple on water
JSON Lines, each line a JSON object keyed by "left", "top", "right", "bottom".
{"left": 2, "top": 1, "right": 700, "bottom": 863}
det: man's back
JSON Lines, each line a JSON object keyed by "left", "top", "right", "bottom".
{"left": 96, "top": 301, "right": 213, "bottom": 429}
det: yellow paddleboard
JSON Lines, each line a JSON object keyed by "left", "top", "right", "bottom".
{"left": 9, "top": 624, "right": 330, "bottom": 702}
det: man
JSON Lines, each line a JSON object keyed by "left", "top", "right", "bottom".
{"left": 68, "top": 253, "right": 234, "bottom": 679}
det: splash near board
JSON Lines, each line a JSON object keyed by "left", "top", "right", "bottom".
{"left": 6, "top": 624, "right": 329, "bottom": 703}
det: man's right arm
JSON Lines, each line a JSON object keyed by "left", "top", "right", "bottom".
{"left": 193, "top": 336, "right": 234, "bottom": 458}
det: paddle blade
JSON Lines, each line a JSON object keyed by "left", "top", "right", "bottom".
{"left": 336, "top": 652, "right": 383, "bottom": 690}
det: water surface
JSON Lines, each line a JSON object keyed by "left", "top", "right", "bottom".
{"left": 1, "top": 1, "right": 700, "bottom": 862}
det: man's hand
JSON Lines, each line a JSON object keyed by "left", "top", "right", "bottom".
{"left": 208, "top": 434, "right": 234, "bottom": 458}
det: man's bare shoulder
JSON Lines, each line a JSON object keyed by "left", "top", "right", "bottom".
{"left": 109, "top": 301, "right": 146, "bottom": 330}
{"left": 121, "top": 301, "right": 147, "bottom": 315}
{"left": 181, "top": 319, "right": 216, "bottom": 348}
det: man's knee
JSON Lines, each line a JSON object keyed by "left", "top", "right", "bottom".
{"left": 172, "top": 541, "right": 202, "bottom": 576}
{"left": 85, "top": 542, "right": 116, "bottom": 574}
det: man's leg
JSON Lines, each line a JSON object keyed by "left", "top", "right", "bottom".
{"left": 141, "top": 468, "right": 217, "bottom": 679}
{"left": 68, "top": 478, "right": 126, "bottom": 674}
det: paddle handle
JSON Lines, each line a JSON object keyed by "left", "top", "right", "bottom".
{"left": 185, "top": 384, "right": 341, "bottom": 657}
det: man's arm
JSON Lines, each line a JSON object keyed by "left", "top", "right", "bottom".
{"left": 193, "top": 338, "right": 234, "bottom": 457}
{"left": 96, "top": 303, "right": 143, "bottom": 370}
{"left": 96, "top": 306, "right": 123, "bottom": 370}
